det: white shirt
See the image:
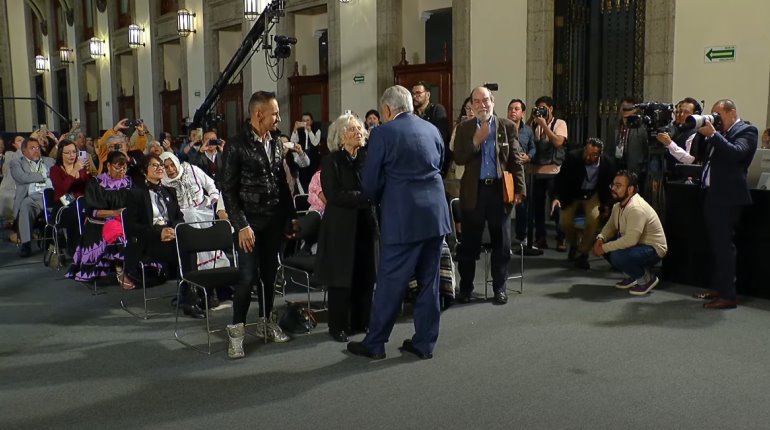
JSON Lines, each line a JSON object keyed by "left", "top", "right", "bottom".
{"left": 290, "top": 128, "right": 321, "bottom": 150}
{"left": 665, "top": 133, "right": 696, "bottom": 164}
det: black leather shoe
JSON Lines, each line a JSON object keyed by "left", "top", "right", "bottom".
{"left": 346, "top": 341, "right": 385, "bottom": 360}
{"left": 19, "top": 242, "right": 32, "bottom": 258}
{"left": 182, "top": 304, "right": 207, "bottom": 319}
{"left": 493, "top": 290, "right": 508, "bottom": 305}
{"left": 399, "top": 339, "right": 432, "bottom": 359}
{"left": 457, "top": 291, "right": 472, "bottom": 304}
{"left": 574, "top": 254, "right": 590, "bottom": 270}
{"left": 329, "top": 330, "right": 349, "bottom": 343}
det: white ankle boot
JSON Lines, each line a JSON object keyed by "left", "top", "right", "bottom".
{"left": 226, "top": 323, "right": 245, "bottom": 359}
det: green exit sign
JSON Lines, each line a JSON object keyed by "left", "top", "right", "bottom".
{"left": 353, "top": 74, "right": 365, "bottom": 84}
{"left": 704, "top": 46, "right": 736, "bottom": 63}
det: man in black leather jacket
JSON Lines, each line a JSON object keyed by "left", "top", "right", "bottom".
{"left": 219, "top": 91, "right": 296, "bottom": 358}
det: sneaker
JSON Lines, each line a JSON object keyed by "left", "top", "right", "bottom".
{"left": 628, "top": 275, "right": 659, "bottom": 296}
{"left": 255, "top": 314, "right": 290, "bottom": 343}
{"left": 615, "top": 278, "right": 637, "bottom": 289}
{"left": 226, "top": 323, "right": 246, "bottom": 359}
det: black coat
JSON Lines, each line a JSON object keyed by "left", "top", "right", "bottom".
{"left": 313, "top": 150, "right": 377, "bottom": 288}
{"left": 123, "top": 184, "right": 185, "bottom": 274}
{"left": 218, "top": 124, "right": 295, "bottom": 231}
{"left": 554, "top": 149, "right": 616, "bottom": 208}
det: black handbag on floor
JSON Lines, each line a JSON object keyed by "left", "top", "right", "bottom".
{"left": 278, "top": 302, "right": 317, "bottom": 334}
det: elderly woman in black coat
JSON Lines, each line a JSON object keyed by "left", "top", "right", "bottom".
{"left": 313, "top": 113, "right": 377, "bottom": 342}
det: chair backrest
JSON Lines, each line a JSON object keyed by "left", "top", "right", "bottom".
{"left": 42, "top": 188, "right": 55, "bottom": 225}
{"left": 294, "top": 194, "right": 310, "bottom": 214}
{"left": 294, "top": 210, "right": 321, "bottom": 246}
{"left": 75, "top": 196, "right": 85, "bottom": 235}
{"left": 449, "top": 198, "right": 461, "bottom": 239}
{"left": 175, "top": 220, "right": 235, "bottom": 255}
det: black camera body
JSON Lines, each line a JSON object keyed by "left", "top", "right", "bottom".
{"left": 209, "top": 138, "right": 222, "bottom": 147}
{"left": 126, "top": 119, "right": 143, "bottom": 127}
{"left": 627, "top": 102, "right": 674, "bottom": 137}
{"left": 483, "top": 82, "right": 499, "bottom": 92}
{"left": 533, "top": 106, "right": 549, "bottom": 118}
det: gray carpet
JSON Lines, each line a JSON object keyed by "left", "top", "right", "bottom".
{"left": 2, "top": 242, "right": 770, "bottom": 430}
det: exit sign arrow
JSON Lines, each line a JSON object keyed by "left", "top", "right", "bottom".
{"left": 705, "top": 46, "right": 736, "bottom": 63}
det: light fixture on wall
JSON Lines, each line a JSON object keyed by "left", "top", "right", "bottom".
{"left": 177, "top": 9, "right": 196, "bottom": 37}
{"left": 128, "top": 24, "right": 145, "bottom": 48}
{"left": 89, "top": 37, "right": 106, "bottom": 59}
{"left": 35, "top": 55, "right": 49, "bottom": 73}
{"left": 244, "top": 0, "right": 269, "bottom": 21}
{"left": 339, "top": 0, "right": 352, "bottom": 3}
{"left": 59, "top": 47, "right": 74, "bottom": 64}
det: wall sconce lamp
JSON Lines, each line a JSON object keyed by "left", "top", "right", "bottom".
{"left": 59, "top": 47, "right": 74, "bottom": 64}
{"left": 89, "top": 37, "right": 106, "bottom": 59}
{"left": 35, "top": 55, "right": 49, "bottom": 73}
{"left": 128, "top": 24, "right": 145, "bottom": 48}
{"left": 244, "top": 0, "right": 269, "bottom": 21}
{"left": 177, "top": 9, "right": 196, "bottom": 37}
{"left": 339, "top": 0, "right": 351, "bottom": 3}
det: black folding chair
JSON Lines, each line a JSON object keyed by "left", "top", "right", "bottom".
{"left": 42, "top": 188, "right": 66, "bottom": 269}
{"left": 294, "top": 193, "right": 310, "bottom": 215}
{"left": 173, "top": 219, "right": 263, "bottom": 354}
{"left": 279, "top": 211, "right": 323, "bottom": 311}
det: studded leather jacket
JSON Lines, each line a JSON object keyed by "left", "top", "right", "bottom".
{"left": 218, "top": 124, "right": 295, "bottom": 230}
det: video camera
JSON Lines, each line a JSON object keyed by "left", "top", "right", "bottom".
{"left": 627, "top": 102, "right": 674, "bottom": 137}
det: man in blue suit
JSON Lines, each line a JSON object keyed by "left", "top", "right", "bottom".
{"left": 692, "top": 99, "right": 758, "bottom": 309}
{"left": 347, "top": 85, "right": 452, "bottom": 360}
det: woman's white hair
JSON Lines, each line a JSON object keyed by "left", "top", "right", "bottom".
{"left": 380, "top": 85, "right": 414, "bottom": 115}
{"left": 326, "top": 113, "right": 366, "bottom": 153}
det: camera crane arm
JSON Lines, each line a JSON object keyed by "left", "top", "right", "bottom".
{"left": 191, "top": 1, "right": 283, "bottom": 130}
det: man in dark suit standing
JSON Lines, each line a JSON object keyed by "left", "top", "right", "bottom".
{"left": 453, "top": 86, "right": 526, "bottom": 305}
{"left": 347, "top": 85, "right": 451, "bottom": 360}
{"left": 693, "top": 99, "right": 758, "bottom": 309}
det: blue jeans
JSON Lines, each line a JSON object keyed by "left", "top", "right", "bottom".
{"left": 606, "top": 244, "right": 660, "bottom": 280}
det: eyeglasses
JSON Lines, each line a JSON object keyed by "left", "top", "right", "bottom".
{"left": 110, "top": 163, "right": 128, "bottom": 171}
{"left": 149, "top": 162, "right": 164, "bottom": 170}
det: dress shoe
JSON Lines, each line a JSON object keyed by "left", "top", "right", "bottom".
{"left": 346, "top": 341, "right": 385, "bottom": 360}
{"left": 399, "top": 339, "right": 432, "bottom": 360}
{"left": 457, "top": 291, "right": 472, "bottom": 304}
{"left": 18, "top": 242, "right": 32, "bottom": 258}
{"left": 493, "top": 290, "right": 508, "bottom": 305}
{"left": 329, "top": 329, "right": 349, "bottom": 343}
{"left": 182, "top": 303, "right": 207, "bottom": 319}
{"left": 693, "top": 290, "right": 719, "bottom": 300}
{"left": 703, "top": 298, "right": 737, "bottom": 309}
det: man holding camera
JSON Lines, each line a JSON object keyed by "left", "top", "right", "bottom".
{"left": 97, "top": 118, "right": 149, "bottom": 171}
{"left": 453, "top": 86, "right": 526, "bottom": 305}
{"left": 190, "top": 130, "right": 225, "bottom": 180}
{"left": 692, "top": 99, "right": 757, "bottom": 309}
{"left": 655, "top": 97, "right": 703, "bottom": 167}
{"left": 530, "top": 96, "right": 568, "bottom": 251}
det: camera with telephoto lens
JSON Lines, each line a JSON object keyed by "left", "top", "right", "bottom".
{"left": 627, "top": 102, "right": 674, "bottom": 138}
{"left": 533, "top": 106, "right": 549, "bottom": 118}
{"left": 684, "top": 113, "right": 722, "bottom": 131}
